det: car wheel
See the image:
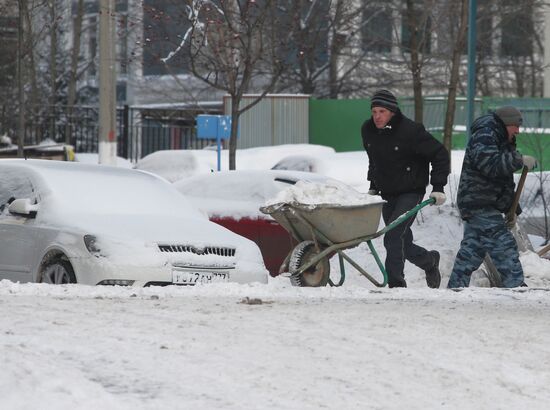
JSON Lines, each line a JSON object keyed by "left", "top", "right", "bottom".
{"left": 288, "top": 241, "right": 330, "bottom": 287}
{"left": 40, "top": 259, "right": 77, "bottom": 284}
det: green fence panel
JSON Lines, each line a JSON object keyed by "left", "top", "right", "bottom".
{"left": 308, "top": 97, "right": 484, "bottom": 152}
{"left": 309, "top": 96, "right": 550, "bottom": 170}
{"left": 309, "top": 98, "right": 370, "bottom": 152}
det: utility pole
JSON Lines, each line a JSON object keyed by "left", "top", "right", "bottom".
{"left": 98, "top": 0, "right": 117, "bottom": 165}
{"left": 17, "top": 0, "right": 26, "bottom": 158}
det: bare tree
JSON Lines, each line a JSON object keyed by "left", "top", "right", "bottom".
{"left": 163, "top": 0, "right": 288, "bottom": 169}
{"left": 274, "top": 0, "right": 371, "bottom": 98}
{"left": 475, "top": 0, "right": 545, "bottom": 98}
{"left": 65, "top": 0, "right": 85, "bottom": 144}
{"left": 442, "top": 0, "right": 468, "bottom": 155}
{"left": 516, "top": 130, "right": 550, "bottom": 243}
{"left": 17, "top": 0, "right": 26, "bottom": 156}
{"left": 401, "top": 0, "right": 439, "bottom": 122}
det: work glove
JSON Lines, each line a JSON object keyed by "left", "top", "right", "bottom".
{"left": 429, "top": 191, "right": 446, "bottom": 206}
{"left": 367, "top": 182, "right": 379, "bottom": 196}
{"left": 522, "top": 155, "right": 537, "bottom": 171}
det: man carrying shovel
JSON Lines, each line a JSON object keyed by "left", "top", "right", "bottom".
{"left": 448, "top": 106, "right": 537, "bottom": 288}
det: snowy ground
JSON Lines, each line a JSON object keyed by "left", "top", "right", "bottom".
{"left": 1, "top": 281, "right": 549, "bottom": 410}
{"left": 2, "top": 146, "right": 550, "bottom": 409}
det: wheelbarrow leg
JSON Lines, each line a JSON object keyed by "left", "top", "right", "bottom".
{"left": 328, "top": 253, "right": 346, "bottom": 287}
{"left": 335, "top": 246, "right": 387, "bottom": 288}
{"left": 366, "top": 240, "right": 388, "bottom": 287}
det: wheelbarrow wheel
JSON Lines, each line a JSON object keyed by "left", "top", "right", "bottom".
{"left": 288, "top": 241, "right": 330, "bottom": 287}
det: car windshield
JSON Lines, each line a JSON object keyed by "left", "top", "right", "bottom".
{"left": 41, "top": 166, "right": 198, "bottom": 217}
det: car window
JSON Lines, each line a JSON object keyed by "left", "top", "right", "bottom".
{"left": 0, "top": 169, "right": 38, "bottom": 213}
{"left": 271, "top": 156, "right": 317, "bottom": 172}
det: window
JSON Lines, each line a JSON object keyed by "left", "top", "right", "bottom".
{"left": 477, "top": 14, "right": 492, "bottom": 57}
{"left": 88, "top": 16, "right": 97, "bottom": 77}
{"left": 401, "top": 7, "right": 431, "bottom": 54}
{"left": 0, "top": 16, "right": 17, "bottom": 86}
{"left": 362, "top": 6, "right": 393, "bottom": 53}
{"left": 500, "top": 6, "right": 533, "bottom": 57}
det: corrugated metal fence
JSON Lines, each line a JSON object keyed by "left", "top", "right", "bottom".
{"left": 223, "top": 94, "right": 310, "bottom": 149}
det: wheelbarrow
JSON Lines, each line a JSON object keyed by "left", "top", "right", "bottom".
{"left": 260, "top": 198, "right": 435, "bottom": 287}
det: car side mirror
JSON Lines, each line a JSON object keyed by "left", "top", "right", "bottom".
{"left": 8, "top": 198, "right": 39, "bottom": 218}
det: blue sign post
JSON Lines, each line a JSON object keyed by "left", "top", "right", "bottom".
{"left": 196, "top": 115, "right": 235, "bottom": 171}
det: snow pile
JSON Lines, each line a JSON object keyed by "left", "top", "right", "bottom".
{"left": 520, "top": 250, "right": 550, "bottom": 287}
{"left": 265, "top": 178, "right": 383, "bottom": 206}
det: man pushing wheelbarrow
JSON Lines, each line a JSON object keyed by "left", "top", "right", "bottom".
{"left": 361, "top": 90, "right": 450, "bottom": 288}
{"left": 262, "top": 90, "right": 450, "bottom": 289}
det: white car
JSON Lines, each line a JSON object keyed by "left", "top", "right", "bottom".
{"left": 0, "top": 159, "right": 268, "bottom": 286}
{"left": 271, "top": 151, "right": 369, "bottom": 188}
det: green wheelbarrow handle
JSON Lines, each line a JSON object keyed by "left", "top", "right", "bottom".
{"left": 374, "top": 197, "right": 435, "bottom": 238}
{"left": 355, "top": 197, "right": 435, "bottom": 287}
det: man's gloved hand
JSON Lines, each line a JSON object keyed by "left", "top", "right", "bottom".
{"left": 522, "top": 155, "right": 537, "bottom": 171}
{"left": 429, "top": 191, "right": 446, "bottom": 206}
{"left": 367, "top": 182, "right": 379, "bottom": 196}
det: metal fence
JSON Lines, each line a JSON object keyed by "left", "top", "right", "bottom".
{"left": 0, "top": 105, "right": 215, "bottom": 163}
{"left": 3, "top": 97, "right": 550, "bottom": 163}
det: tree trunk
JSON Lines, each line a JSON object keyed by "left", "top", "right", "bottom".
{"left": 442, "top": 0, "right": 468, "bottom": 157}
{"left": 328, "top": 0, "right": 344, "bottom": 99}
{"left": 229, "top": 95, "right": 240, "bottom": 170}
{"left": 48, "top": 0, "right": 58, "bottom": 141}
{"left": 66, "top": 0, "right": 84, "bottom": 144}
{"left": 405, "top": 0, "right": 423, "bottom": 122}
{"left": 17, "top": 0, "right": 27, "bottom": 157}
{"left": 22, "top": 1, "right": 38, "bottom": 133}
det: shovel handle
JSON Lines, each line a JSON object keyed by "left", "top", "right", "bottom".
{"left": 506, "top": 166, "right": 529, "bottom": 221}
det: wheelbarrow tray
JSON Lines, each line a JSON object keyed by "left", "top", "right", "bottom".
{"left": 261, "top": 201, "right": 384, "bottom": 245}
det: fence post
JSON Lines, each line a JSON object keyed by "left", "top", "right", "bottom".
{"left": 123, "top": 104, "right": 129, "bottom": 159}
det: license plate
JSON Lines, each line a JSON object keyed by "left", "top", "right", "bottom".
{"left": 172, "top": 269, "right": 230, "bottom": 285}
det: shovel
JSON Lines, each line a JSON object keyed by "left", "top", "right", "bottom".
{"left": 482, "top": 166, "right": 531, "bottom": 286}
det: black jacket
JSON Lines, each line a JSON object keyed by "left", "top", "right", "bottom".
{"left": 361, "top": 110, "right": 450, "bottom": 197}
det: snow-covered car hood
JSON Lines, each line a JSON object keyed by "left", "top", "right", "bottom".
{"left": 47, "top": 212, "right": 249, "bottom": 247}
{"left": 42, "top": 212, "right": 267, "bottom": 272}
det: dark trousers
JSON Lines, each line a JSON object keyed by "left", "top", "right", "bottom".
{"left": 382, "top": 193, "right": 432, "bottom": 287}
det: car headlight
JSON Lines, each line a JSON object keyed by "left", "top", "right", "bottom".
{"left": 84, "top": 234, "right": 101, "bottom": 255}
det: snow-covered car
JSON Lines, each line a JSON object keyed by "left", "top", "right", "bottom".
{"left": 0, "top": 159, "right": 268, "bottom": 286}
{"left": 134, "top": 149, "right": 217, "bottom": 182}
{"left": 173, "top": 169, "right": 329, "bottom": 276}
{"left": 134, "top": 144, "right": 336, "bottom": 183}
{"left": 271, "top": 151, "right": 369, "bottom": 188}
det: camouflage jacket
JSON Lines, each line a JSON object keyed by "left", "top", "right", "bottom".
{"left": 457, "top": 113, "right": 523, "bottom": 219}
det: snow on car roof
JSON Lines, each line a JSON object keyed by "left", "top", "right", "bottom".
{"left": 134, "top": 144, "right": 336, "bottom": 183}
{"left": 0, "top": 159, "right": 200, "bottom": 217}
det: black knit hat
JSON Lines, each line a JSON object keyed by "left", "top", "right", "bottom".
{"left": 371, "top": 89, "right": 398, "bottom": 112}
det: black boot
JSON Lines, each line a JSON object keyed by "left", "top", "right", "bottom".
{"left": 425, "top": 251, "right": 441, "bottom": 289}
